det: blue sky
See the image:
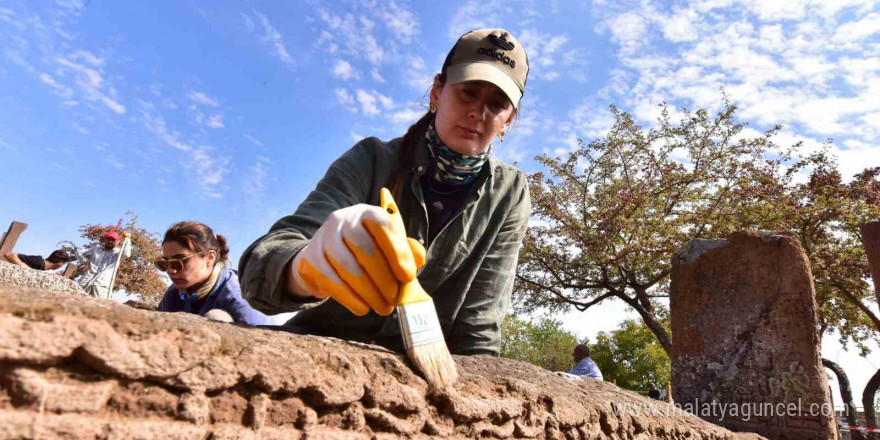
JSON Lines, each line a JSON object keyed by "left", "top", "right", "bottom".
{"left": 1, "top": 0, "right": 878, "bottom": 403}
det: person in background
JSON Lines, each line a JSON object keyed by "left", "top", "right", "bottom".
{"left": 3, "top": 249, "right": 73, "bottom": 271}
{"left": 568, "top": 344, "right": 603, "bottom": 380}
{"left": 156, "top": 221, "right": 268, "bottom": 326}
{"left": 77, "top": 230, "right": 131, "bottom": 299}
{"left": 648, "top": 382, "right": 661, "bottom": 400}
{"left": 239, "top": 28, "right": 531, "bottom": 356}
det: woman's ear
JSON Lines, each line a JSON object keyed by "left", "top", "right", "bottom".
{"left": 429, "top": 74, "right": 443, "bottom": 111}
{"left": 206, "top": 250, "right": 218, "bottom": 267}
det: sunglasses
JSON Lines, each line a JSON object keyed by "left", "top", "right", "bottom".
{"left": 154, "top": 252, "right": 203, "bottom": 272}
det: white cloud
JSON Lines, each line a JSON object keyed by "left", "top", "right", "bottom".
{"left": 72, "top": 122, "right": 89, "bottom": 134}
{"left": 518, "top": 29, "right": 572, "bottom": 81}
{"left": 244, "top": 156, "right": 271, "bottom": 196}
{"left": 377, "top": 1, "right": 420, "bottom": 43}
{"left": 244, "top": 134, "right": 264, "bottom": 147}
{"left": 187, "top": 91, "right": 220, "bottom": 107}
{"left": 38, "top": 72, "right": 73, "bottom": 98}
{"left": 242, "top": 13, "right": 254, "bottom": 32}
{"left": 142, "top": 109, "right": 192, "bottom": 151}
{"left": 404, "top": 56, "right": 433, "bottom": 90}
{"left": 371, "top": 68, "right": 385, "bottom": 83}
{"left": 590, "top": 0, "right": 880, "bottom": 186}
{"left": 833, "top": 12, "right": 880, "bottom": 42}
{"left": 256, "top": 12, "right": 294, "bottom": 68}
{"left": 206, "top": 114, "right": 224, "bottom": 129}
{"left": 104, "top": 157, "right": 125, "bottom": 170}
{"left": 331, "top": 59, "right": 360, "bottom": 81}
{"left": 660, "top": 8, "right": 699, "bottom": 42}
{"left": 316, "top": 9, "right": 384, "bottom": 65}
{"left": 389, "top": 108, "right": 424, "bottom": 126}
{"left": 355, "top": 89, "right": 393, "bottom": 116}
{"left": 349, "top": 131, "right": 366, "bottom": 142}
{"left": 335, "top": 88, "right": 357, "bottom": 112}
{"left": 601, "top": 11, "right": 649, "bottom": 54}
{"left": 55, "top": 54, "right": 126, "bottom": 114}
{"left": 187, "top": 146, "right": 228, "bottom": 199}
{"left": 448, "top": 0, "right": 509, "bottom": 41}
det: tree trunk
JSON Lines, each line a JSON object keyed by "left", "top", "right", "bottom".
{"left": 863, "top": 367, "right": 880, "bottom": 440}
{"left": 617, "top": 292, "right": 673, "bottom": 356}
{"left": 823, "top": 358, "right": 866, "bottom": 440}
{"left": 860, "top": 222, "right": 880, "bottom": 311}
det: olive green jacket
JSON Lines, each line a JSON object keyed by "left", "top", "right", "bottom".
{"left": 239, "top": 135, "right": 530, "bottom": 355}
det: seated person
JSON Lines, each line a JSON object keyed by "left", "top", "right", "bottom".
{"left": 568, "top": 344, "right": 603, "bottom": 380}
{"left": 3, "top": 249, "right": 72, "bottom": 271}
{"left": 156, "top": 221, "right": 268, "bottom": 326}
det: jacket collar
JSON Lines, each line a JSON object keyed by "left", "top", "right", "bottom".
{"left": 410, "top": 134, "right": 494, "bottom": 196}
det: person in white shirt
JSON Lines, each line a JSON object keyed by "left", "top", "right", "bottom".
{"left": 77, "top": 230, "right": 131, "bottom": 299}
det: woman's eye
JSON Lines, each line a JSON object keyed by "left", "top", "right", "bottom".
{"left": 490, "top": 99, "right": 509, "bottom": 112}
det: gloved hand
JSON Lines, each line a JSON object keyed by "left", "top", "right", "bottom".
{"left": 289, "top": 188, "right": 426, "bottom": 316}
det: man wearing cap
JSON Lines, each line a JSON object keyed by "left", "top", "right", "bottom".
{"left": 76, "top": 230, "right": 132, "bottom": 299}
{"left": 3, "top": 249, "right": 74, "bottom": 271}
{"left": 240, "top": 29, "right": 531, "bottom": 356}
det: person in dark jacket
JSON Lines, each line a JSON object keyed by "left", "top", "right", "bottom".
{"left": 156, "top": 221, "right": 268, "bottom": 326}
{"left": 239, "top": 28, "right": 530, "bottom": 355}
{"left": 4, "top": 249, "right": 73, "bottom": 271}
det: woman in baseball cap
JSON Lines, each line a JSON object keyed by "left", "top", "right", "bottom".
{"left": 240, "top": 29, "right": 530, "bottom": 356}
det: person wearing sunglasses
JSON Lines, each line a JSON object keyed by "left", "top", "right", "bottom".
{"left": 156, "top": 221, "right": 268, "bottom": 326}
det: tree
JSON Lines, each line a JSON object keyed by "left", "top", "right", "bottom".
{"left": 515, "top": 96, "right": 880, "bottom": 427}
{"left": 590, "top": 319, "right": 671, "bottom": 392}
{"left": 516, "top": 98, "right": 802, "bottom": 355}
{"left": 500, "top": 315, "right": 582, "bottom": 372}
{"left": 75, "top": 211, "right": 166, "bottom": 302}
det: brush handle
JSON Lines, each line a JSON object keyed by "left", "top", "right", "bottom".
{"left": 397, "top": 277, "right": 432, "bottom": 306}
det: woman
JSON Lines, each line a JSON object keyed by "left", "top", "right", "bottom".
{"left": 157, "top": 221, "right": 268, "bottom": 326}
{"left": 240, "top": 28, "right": 530, "bottom": 355}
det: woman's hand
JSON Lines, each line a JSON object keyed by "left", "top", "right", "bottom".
{"left": 288, "top": 189, "right": 426, "bottom": 316}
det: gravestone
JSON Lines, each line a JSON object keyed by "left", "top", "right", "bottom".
{"left": 61, "top": 263, "right": 79, "bottom": 279}
{"left": 0, "top": 221, "right": 28, "bottom": 257}
{"left": 860, "top": 221, "right": 880, "bottom": 305}
{"left": 671, "top": 231, "right": 835, "bottom": 440}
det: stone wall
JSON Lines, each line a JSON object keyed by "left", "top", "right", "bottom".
{"left": 0, "top": 286, "right": 765, "bottom": 440}
{"left": 671, "top": 232, "right": 835, "bottom": 440}
{"left": 0, "top": 260, "right": 84, "bottom": 295}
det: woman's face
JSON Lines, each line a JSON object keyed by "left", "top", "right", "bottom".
{"left": 430, "top": 79, "right": 516, "bottom": 156}
{"left": 161, "top": 241, "right": 216, "bottom": 291}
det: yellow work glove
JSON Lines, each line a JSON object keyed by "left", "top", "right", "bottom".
{"left": 290, "top": 189, "right": 426, "bottom": 316}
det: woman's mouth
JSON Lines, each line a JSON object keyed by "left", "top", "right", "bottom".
{"left": 457, "top": 125, "right": 480, "bottom": 138}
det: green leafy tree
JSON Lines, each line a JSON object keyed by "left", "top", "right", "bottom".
{"left": 500, "top": 315, "right": 582, "bottom": 372}
{"left": 75, "top": 211, "right": 166, "bottom": 302}
{"left": 591, "top": 319, "right": 670, "bottom": 392}
{"left": 515, "top": 96, "right": 879, "bottom": 428}
{"left": 515, "top": 98, "right": 795, "bottom": 356}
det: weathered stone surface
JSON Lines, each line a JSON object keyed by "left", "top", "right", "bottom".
{"left": 61, "top": 262, "right": 79, "bottom": 279}
{"left": 0, "top": 221, "right": 27, "bottom": 257}
{"left": 0, "top": 285, "right": 765, "bottom": 439}
{"left": 0, "top": 260, "right": 85, "bottom": 295}
{"left": 860, "top": 221, "right": 880, "bottom": 305}
{"left": 671, "top": 231, "right": 835, "bottom": 440}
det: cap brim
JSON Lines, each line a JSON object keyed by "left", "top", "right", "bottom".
{"left": 447, "top": 62, "right": 523, "bottom": 109}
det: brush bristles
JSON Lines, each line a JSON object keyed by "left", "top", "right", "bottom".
{"left": 407, "top": 341, "right": 459, "bottom": 389}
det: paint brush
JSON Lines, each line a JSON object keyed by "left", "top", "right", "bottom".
{"left": 379, "top": 188, "right": 459, "bottom": 389}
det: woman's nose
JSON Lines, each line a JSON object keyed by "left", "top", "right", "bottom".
{"left": 467, "top": 99, "right": 489, "bottom": 121}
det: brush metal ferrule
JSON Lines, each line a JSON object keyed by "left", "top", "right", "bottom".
{"left": 397, "top": 301, "right": 445, "bottom": 350}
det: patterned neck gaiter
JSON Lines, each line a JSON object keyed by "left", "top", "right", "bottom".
{"left": 179, "top": 261, "right": 224, "bottom": 302}
{"left": 424, "top": 122, "right": 490, "bottom": 186}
